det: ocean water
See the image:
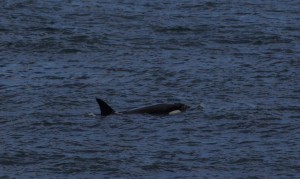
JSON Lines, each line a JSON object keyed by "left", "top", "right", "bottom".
{"left": 0, "top": 0, "right": 300, "bottom": 178}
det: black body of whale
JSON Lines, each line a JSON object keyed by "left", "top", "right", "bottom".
{"left": 96, "top": 98, "right": 189, "bottom": 116}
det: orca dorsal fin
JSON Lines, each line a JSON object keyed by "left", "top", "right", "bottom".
{"left": 96, "top": 98, "right": 115, "bottom": 116}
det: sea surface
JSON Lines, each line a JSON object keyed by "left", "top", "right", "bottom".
{"left": 1, "top": 0, "right": 300, "bottom": 178}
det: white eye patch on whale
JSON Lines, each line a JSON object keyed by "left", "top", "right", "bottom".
{"left": 96, "top": 98, "right": 189, "bottom": 116}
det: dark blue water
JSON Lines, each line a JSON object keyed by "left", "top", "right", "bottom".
{"left": 1, "top": 0, "right": 300, "bottom": 178}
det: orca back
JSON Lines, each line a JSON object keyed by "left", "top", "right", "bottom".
{"left": 96, "top": 98, "right": 115, "bottom": 116}
{"left": 122, "top": 103, "right": 188, "bottom": 115}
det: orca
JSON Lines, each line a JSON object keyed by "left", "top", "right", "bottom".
{"left": 96, "top": 98, "right": 189, "bottom": 116}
